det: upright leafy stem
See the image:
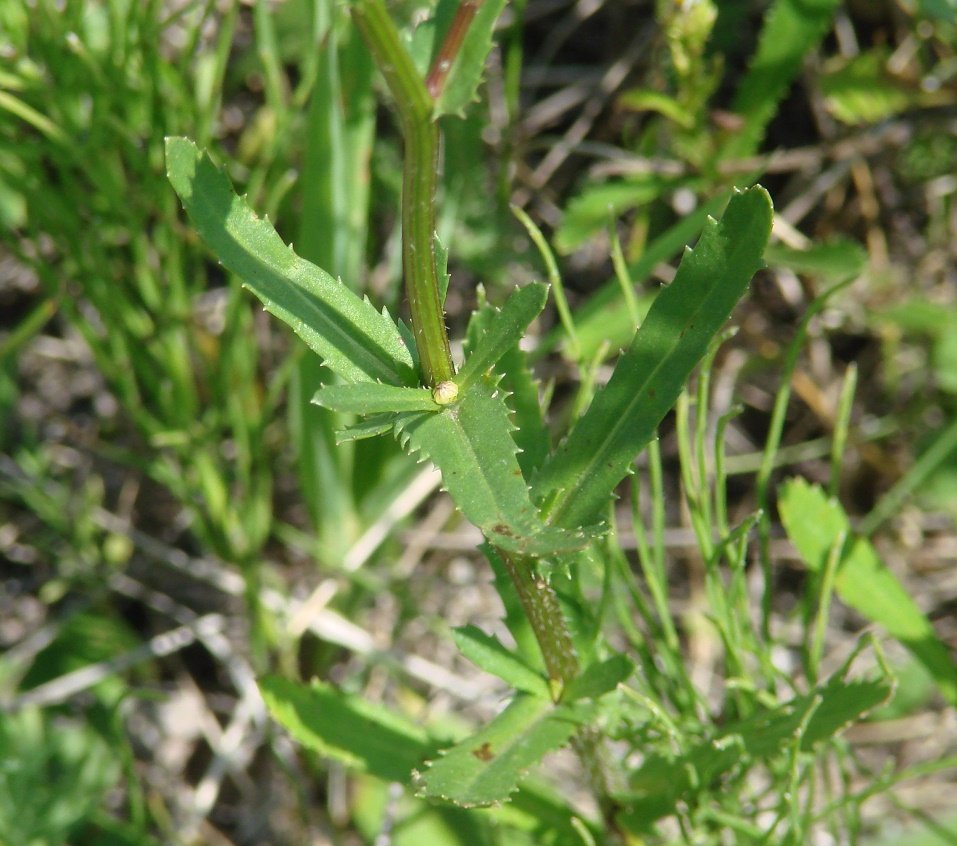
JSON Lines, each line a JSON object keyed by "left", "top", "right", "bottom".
{"left": 350, "top": 0, "right": 454, "bottom": 386}
{"left": 167, "top": 0, "right": 775, "bottom": 822}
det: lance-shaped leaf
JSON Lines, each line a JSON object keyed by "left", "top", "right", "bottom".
{"left": 315, "top": 382, "right": 439, "bottom": 414}
{"left": 779, "top": 477, "right": 957, "bottom": 707}
{"left": 334, "top": 414, "right": 395, "bottom": 444}
{"left": 394, "top": 378, "right": 590, "bottom": 556}
{"left": 456, "top": 282, "right": 549, "bottom": 391}
{"left": 430, "top": 0, "right": 508, "bottom": 118}
{"left": 453, "top": 624, "right": 550, "bottom": 698}
{"left": 534, "top": 187, "right": 772, "bottom": 531}
{"left": 414, "top": 693, "right": 597, "bottom": 807}
{"left": 165, "top": 137, "right": 415, "bottom": 386}
{"left": 466, "top": 297, "right": 551, "bottom": 477}
{"left": 260, "top": 676, "right": 437, "bottom": 784}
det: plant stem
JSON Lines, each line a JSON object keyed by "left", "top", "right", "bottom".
{"left": 500, "top": 554, "right": 624, "bottom": 835}
{"left": 498, "top": 551, "right": 579, "bottom": 697}
{"left": 351, "top": 0, "right": 454, "bottom": 387}
{"left": 425, "top": 1, "right": 482, "bottom": 99}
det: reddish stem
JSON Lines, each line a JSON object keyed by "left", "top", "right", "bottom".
{"left": 425, "top": 1, "right": 482, "bottom": 100}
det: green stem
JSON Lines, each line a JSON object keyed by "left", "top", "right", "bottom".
{"left": 499, "top": 553, "right": 624, "bottom": 834}
{"left": 498, "top": 551, "right": 578, "bottom": 698}
{"left": 351, "top": 0, "right": 454, "bottom": 386}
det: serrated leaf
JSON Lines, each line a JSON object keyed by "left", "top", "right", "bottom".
{"left": 165, "top": 137, "right": 415, "bottom": 386}
{"left": 534, "top": 187, "right": 772, "bottom": 531}
{"left": 259, "top": 676, "right": 437, "bottom": 784}
{"left": 315, "top": 382, "right": 438, "bottom": 414}
{"left": 453, "top": 625, "right": 550, "bottom": 697}
{"left": 334, "top": 414, "right": 396, "bottom": 443}
{"left": 562, "top": 654, "right": 634, "bottom": 702}
{"left": 393, "top": 378, "right": 591, "bottom": 556}
{"left": 723, "top": 0, "right": 840, "bottom": 159}
{"left": 432, "top": 0, "right": 508, "bottom": 118}
{"left": 779, "top": 478, "right": 957, "bottom": 707}
{"left": 456, "top": 282, "right": 549, "bottom": 391}
{"left": 466, "top": 299, "right": 551, "bottom": 477}
{"left": 415, "top": 693, "right": 597, "bottom": 807}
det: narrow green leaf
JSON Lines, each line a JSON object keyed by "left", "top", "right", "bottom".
{"left": 453, "top": 625, "right": 550, "bottom": 697}
{"left": 432, "top": 0, "right": 508, "bottom": 118}
{"left": 456, "top": 282, "right": 549, "bottom": 391}
{"left": 555, "top": 178, "right": 691, "bottom": 255}
{"left": 315, "top": 382, "right": 438, "bottom": 414}
{"left": 394, "top": 378, "right": 591, "bottom": 556}
{"left": 165, "top": 137, "right": 415, "bottom": 386}
{"left": 259, "top": 676, "right": 437, "bottom": 784}
{"left": 723, "top": 0, "right": 840, "bottom": 159}
{"left": 534, "top": 187, "right": 773, "bottom": 531}
{"left": 334, "top": 414, "right": 395, "bottom": 443}
{"left": 562, "top": 654, "right": 634, "bottom": 702}
{"left": 779, "top": 478, "right": 957, "bottom": 707}
{"left": 466, "top": 292, "right": 551, "bottom": 477}
{"left": 764, "top": 238, "right": 867, "bottom": 283}
{"left": 415, "top": 694, "right": 597, "bottom": 807}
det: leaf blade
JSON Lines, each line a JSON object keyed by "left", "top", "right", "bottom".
{"left": 432, "top": 0, "right": 508, "bottom": 118}
{"left": 315, "top": 382, "right": 438, "bottom": 414}
{"left": 456, "top": 282, "right": 549, "bottom": 391}
{"left": 260, "top": 676, "right": 436, "bottom": 784}
{"left": 779, "top": 477, "right": 957, "bottom": 707}
{"left": 453, "top": 625, "right": 550, "bottom": 697}
{"left": 394, "top": 379, "right": 590, "bottom": 556}
{"left": 415, "top": 693, "right": 596, "bottom": 807}
{"left": 534, "top": 186, "right": 772, "bottom": 531}
{"left": 165, "top": 137, "right": 415, "bottom": 386}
